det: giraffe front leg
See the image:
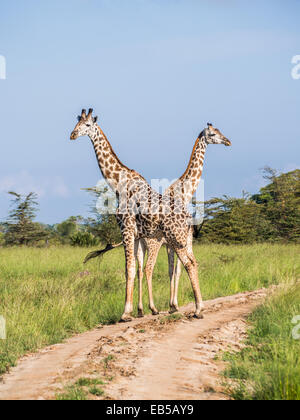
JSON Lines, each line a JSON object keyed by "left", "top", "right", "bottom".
{"left": 137, "top": 262, "right": 144, "bottom": 318}
{"left": 144, "top": 239, "right": 161, "bottom": 316}
{"left": 121, "top": 238, "right": 136, "bottom": 322}
{"left": 136, "top": 240, "right": 145, "bottom": 318}
{"left": 170, "top": 257, "right": 181, "bottom": 313}
{"left": 167, "top": 247, "right": 178, "bottom": 313}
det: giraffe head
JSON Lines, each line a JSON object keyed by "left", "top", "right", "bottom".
{"left": 201, "top": 123, "right": 231, "bottom": 146}
{"left": 70, "top": 108, "right": 98, "bottom": 140}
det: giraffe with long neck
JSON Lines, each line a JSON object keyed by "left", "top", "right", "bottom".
{"left": 141, "top": 123, "right": 231, "bottom": 314}
{"left": 71, "top": 108, "right": 163, "bottom": 321}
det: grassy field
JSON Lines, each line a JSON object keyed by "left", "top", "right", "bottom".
{"left": 0, "top": 243, "right": 299, "bottom": 377}
{"left": 223, "top": 283, "right": 300, "bottom": 400}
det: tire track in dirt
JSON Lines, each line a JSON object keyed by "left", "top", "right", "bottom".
{"left": 0, "top": 288, "right": 273, "bottom": 400}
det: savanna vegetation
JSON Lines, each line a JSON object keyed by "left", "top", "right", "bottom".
{"left": 0, "top": 167, "right": 299, "bottom": 399}
{"left": 0, "top": 168, "right": 299, "bottom": 248}
{"left": 223, "top": 283, "right": 300, "bottom": 400}
{"left": 199, "top": 168, "right": 300, "bottom": 244}
{"left": 0, "top": 243, "right": 299, "bottom": 377}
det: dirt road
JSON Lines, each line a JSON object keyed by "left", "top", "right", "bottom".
{"left": 0, "top": 288, "right": 271, "bottom": 400}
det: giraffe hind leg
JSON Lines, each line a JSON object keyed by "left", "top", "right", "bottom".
{"left": 174, "top": 246, "right": 204, "bottom": 319}
{"left": 120, "top": 238, "right": 136, "bottom": 322}
{"left": 136, "top": 240, "right": 146, "bottom": 318}
{"left": 144, "top": 239, "right": 161, "bottom": 316}
{"left": 169, "top": 255, "right": 181, "bottom": 313}
{"left": 167, "top": 247, "right": 180, "bottom": 313}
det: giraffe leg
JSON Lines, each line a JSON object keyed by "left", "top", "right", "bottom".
{"left": 144, "top": 239, "right": 161, "bottom": 316}
{"left": 185, "top": 228, "right": 202, "bottom": 313}
{"left": 136, "top": 240, "right": 145, "bottom": 318}
{"left": 167, "top": 247, "right": 178, "bottom": 313}
{"left": 174, "top": 246, "right": 204, "bottom": 319}
{"left": 121, "top": 237, "right": 136, "bottom": 322}
{"left": 172, "top": 257, "right": 181, "bottom": 312}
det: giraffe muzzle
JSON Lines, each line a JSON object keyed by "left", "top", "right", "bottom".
{"left": 70, "top": 131, "right": 78, "bottom": 140}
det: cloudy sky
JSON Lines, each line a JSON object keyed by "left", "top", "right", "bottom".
{"left": 0, "top": 0, "right": 299, "bottom": 223}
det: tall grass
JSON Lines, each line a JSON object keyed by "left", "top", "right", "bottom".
{"left": 223, "top": 284, "right": 300, "bottom": 400}
{"left": 0, "top": 244, "right": 299, "bottom": 375}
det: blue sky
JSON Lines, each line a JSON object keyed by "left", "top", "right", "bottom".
{"left": 0, "top": 0, "right": 299, "bottom": 224}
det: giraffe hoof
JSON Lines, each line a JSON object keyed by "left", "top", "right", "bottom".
{"left": 169, "top": 306, "right": 180, "bottom": 314}
{"left": 151, "top": 310, "right": 159, "bottom": 316}
{"left": 138, "top": 310, "right": 144, "bottom": 318}
{"left": 120, "top": 315, "right": 133, "bottom": 323}
{"left": 193, "top": 313, "right": 204, "bottom": 320}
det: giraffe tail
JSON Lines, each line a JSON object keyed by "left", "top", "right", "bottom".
{"left": 83, "top": 242, "right": 123, "bottom": 264}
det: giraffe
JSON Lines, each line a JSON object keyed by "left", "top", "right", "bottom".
{"left": 71, "top": 108, "right": 162, "bottom": 321}
{"left": 142, "top": 123, "right": 231, "bottom": 314}
{"left": 83, "top": 120, "right": 231, "bottom": 318}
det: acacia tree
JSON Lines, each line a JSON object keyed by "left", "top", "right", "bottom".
{"left": 83, "top": 185, "right": 122, "bottom": 245}
{"left": 252, "top": 168, "right": 300, "bottom": 242}
{"left": 4, "top": 192, "right": 48, "bottom": 246}
{"left": 199, "top": 168, "right": 299, "bottom": 244}
{"left": 199, "top": 195, "right": 270, "bottom": 244}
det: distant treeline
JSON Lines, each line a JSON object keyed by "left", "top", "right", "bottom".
{"left": 0, "top": 168, "right": 299, "bottom": 247}
{"left": 199, "top": 168, "right": 300, "bottom": 244}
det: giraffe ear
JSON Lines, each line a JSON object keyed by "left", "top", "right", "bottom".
{"left": 77, "top": 116, "right": 81, "bottom": 122}
{"left": 93, "top": 116, "right": 98, "bottom": 123}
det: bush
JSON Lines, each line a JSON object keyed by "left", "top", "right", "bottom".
{"left": 70, "top": 232, "right": 99, "bottom": 247}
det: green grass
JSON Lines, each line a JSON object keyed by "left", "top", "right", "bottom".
{"left": 55, "top": 385, "right": 87, "bottom": 401}
{"left": 75, "top": 377, "right": 104, "bottom": 387}
{"left": 56, "top": 377, "right": 105, "bottom": 400}
{"left": 88, "top": 386, "right": 104, "bottom": 397}
{"left": 223, "top": 284, "right": 300, "bottom": 400}
{"left": 159, "top": 313, "right": 184, "bottom": 324}
{"left": 103, "top": 354, "right": 115, "bottom": 369}
{"left": 0, "top": 244, "right": 299, "bottom": 376}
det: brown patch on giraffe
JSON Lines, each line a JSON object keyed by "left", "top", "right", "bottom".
{"left": 113, "top": 172, "right": 120, "bottom": 183}
{"left": 179, "top": 137, "right": 201, "bottom": 181}
{"left": 96, "top": 125, "right": 134, "bottom": 173}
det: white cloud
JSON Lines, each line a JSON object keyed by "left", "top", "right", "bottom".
{"left": 0, "top": 171, "right": 70, "bottom": 198}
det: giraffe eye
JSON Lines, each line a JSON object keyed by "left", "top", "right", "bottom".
{"left": 86, "top": 124, "right": 91, "bottom": 127}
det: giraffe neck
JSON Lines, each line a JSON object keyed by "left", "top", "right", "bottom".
{"left": 167, "top": 135, "right": 207, "bottom": 205}
{"left": 88, "top": 125, "right": 133, "bottom": 192}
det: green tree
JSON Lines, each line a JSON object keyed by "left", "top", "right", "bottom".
{"left": 55, "top": 216, "right": 81, "bottom": 244}
{"left": 252, "top": 168, "right": 300, "bottom": 242}
{"left": 199, "top": 168, "right": 299, "bottom": 244}
{"left": 200, "top": 195, "right": 271, "bottom": 244}
{"left": 70, "top": 231, "right": 99, "bottom": 247}
{"left": 4, "top": 192, "right": 48, "bottom": 246}
{"left": 83, "top": 185, "right": 121, "bottom": 245}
